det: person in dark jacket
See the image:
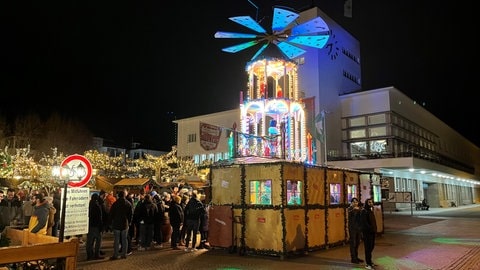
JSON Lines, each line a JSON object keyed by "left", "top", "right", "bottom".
{"left": 86, "top": 193, "right": 105, "bottom": 260}
{"left": 132, "top": 192, "right": 145, "bottom": 246}
{"left": 51, "top": 190, "right": 62, "bottom": 237}
{"left": 0, "top": 188, "right": 23, "bottom": 230}
{"left": 198, "top": 194, "right": 210, "bottom": 249}
{"left": 362, "top": 198, "right": 377, "bottom": 270}
{"left": 109, "top": 190, "right": 133, "bottom": 260}
{"left": 136, "top": 194, "right": 158, "bottom": 251}
{"left": 168, "top": 195, "right": 184, "bottom": 250}
{"left": 183, "top": 191, "right": 204, "bottom": 252}
{"left": 348, "top": 197, "right": 364, "bottom": 264}
{"left": 178, "top": 194, "right": 189, "bottom": 246}
{"left": 124, "top": 191, "right": 135, "bottom": 255}
{"left": 152, "top": 194, "right": 165, "bottom": 247}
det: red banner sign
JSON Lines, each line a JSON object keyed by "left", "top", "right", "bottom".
{"left": 200, "top": 122, "right": 222, "bottom": 151}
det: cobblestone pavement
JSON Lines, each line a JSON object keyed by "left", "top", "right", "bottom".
{"left": 77, "top": 205, "right": 480, "bottom": 270}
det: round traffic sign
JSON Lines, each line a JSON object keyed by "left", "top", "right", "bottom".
{"left": 60, "top": 154, "right": 93, "bottom": 188}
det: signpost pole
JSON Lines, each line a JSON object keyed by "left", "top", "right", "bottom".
{"left": 59, "top": 182, "right": 68, "bottom": 242}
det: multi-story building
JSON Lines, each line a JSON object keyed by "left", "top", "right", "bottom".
{"left": 173, "top": 6, "right": 480, "bottom": 208}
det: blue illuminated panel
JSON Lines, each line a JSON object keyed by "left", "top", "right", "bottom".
{"left": 229, "top": 16, "right": 266, "bottom": 33}
{"left": 272, "top": 7, "right": 299, "bottom": 32}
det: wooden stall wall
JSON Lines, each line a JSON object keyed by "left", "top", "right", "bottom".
{"left": 344, "top": 171, "right": 361, "bottom": 241}
{"left": 306, "top": 166, "right": 325, "bottom": 204}
{"left": 306, "top": 209, "right": 326, "bottom": 248}
{"left": 284, "top": 209, "right": 306, "bottom": 252}
{"left": 244, "top": 209, "right": 283, "bottom": 252}
{"left": 211, "top": 166, "right": 242, "bottom": 205}
{"left": 305, "top": 166, "right": 326, "bottom": 248}
{"left": 326, "top": 169, "right": 346, "bottom": 246}
{"left": 242, "top": 164, "right": 283, "bottom": 253}
{"left": 283, "top": 163, "right": 307, "bottom": 253}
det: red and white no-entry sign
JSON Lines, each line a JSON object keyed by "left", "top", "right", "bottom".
{"left": 60, "top": 154, "right": 93, "bottom": 188}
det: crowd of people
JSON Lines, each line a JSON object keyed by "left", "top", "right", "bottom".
{"left": 347, "top": 197, "right": 378, "bottom": 270}
{"left": 85, "top": 185, "right": 211, "bottom": 261}
{"left": 0, "top": 184, "right": 211, "bottom": 262}
{"left": 0, "top": 188, "right": 60, "bottom": 237}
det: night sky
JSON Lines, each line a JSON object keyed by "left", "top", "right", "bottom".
{"left": 1, "top": 0, "right": 477, "bottom": 151}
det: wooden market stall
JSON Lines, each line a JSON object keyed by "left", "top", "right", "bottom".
{"left": 207, "top": 158, "right": 383, "bottom": 258}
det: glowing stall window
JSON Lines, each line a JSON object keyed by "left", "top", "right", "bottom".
{"left": 287, "top": 180, "right": 302, "bottom": 205}
{"left": 347, "top": 184, "right": 358, "bottom": 203}
{"left": 373, "top": 185, "right": 381, "bottom": 202}
{"left": 250, "top": 180, "right": 272, "bottom": 205}
{"left": 329, "top": 183, "right": 341, "bottom": 204}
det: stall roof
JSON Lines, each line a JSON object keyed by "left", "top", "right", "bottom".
{"left": 114, "top": 178, "right": 151, "bottom": 186}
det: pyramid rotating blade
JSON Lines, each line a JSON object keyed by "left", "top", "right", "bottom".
{"left": 291, "top": 17, "right": 330, "bottom": 36}
{"left": 215, "top": 31, "right": 258, "bottom": 39}
{"left": 250, "top": 43, "right": 269, "bottom": 61}
{"left": 287, "top": 34, "right": 330, "bottom": 49}
{"left": 229, "top": 16, "right": 267, "bottom": 34}
{"left": 277, "top": 42, "right": 306, "bottom": 59}
{"left": 222, "top": 40, "right": 260, "bottom": 53}
{"left": 272, "top": 7, "right": 299, "bottom": 32}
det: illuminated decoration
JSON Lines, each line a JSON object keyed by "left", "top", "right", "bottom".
{"left": 215, "top": 6, "right": 329, "bottom": 163}
{"left": 238, "top": 57, "right": 310, "bottom": 163}
{"left": 215, "top": 7, "right": 330, "bottom": 60}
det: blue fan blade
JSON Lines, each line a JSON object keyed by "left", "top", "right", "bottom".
{"left": 229, "top": 16, "right": 267, "bottom": 34}
{"left": 222, "top": 40, "right": 259, "bottom": 53}
{"left": 250, "top": 43, "right": 269, "bottom": 61}
{"left": 291, "top": 17, "right": 330, "bottom": 36}
{"left": 272, "top": 8, "right": 299, "bottom": 32}
{"left": 287, "top": 34, "right": 330, "bottom": 49}
{"left": 277, "top": 42, "right": 306, "bottom": 59}
{"left": 215, "top": 31, "right": 258, "bottom": 39}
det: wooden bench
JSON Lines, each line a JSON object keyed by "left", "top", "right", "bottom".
{"left": 0, "top": 227, "right": 79, "bottom": 270}
{"left": 415, "top": 202, "right": 428, "bottom": 210}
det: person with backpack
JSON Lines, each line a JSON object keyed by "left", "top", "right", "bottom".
{"left": 183, "top": 191, "right": 205, "bottom": 252}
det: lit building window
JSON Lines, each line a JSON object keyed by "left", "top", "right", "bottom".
{"left": 347, "top": 184, "right": 358, "bottom": 202}
{"left": 370, "top": 140, "right": 387, "bottom": 153}
{"left": 329, "top": 183, "right": 341, "bottom": 204}
{"left": 369, "top": 127, "right": 387, "bottom": 137}
{"left": 373, "top": 185, "right": 381, "bottom": 202}
{"left": 250, "top": 180, "right": 272, "bottom": 205}
{"left": 368, "top": 114, "right": 386, "bottom": 125}
{"left": 350, "top": 141, "right": 367, "bottom": 156}
{"left": 350, "top": 129, "right": 366, "bottom": 139}
{"left": 286, "top": 180, "right": 302, "bottom": 205}
{"left": 349, "top": 116, "right": 366, "bottom": 127}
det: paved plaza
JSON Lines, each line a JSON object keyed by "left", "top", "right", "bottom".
{"left": 77, "top": 204, "right": 480, "bottom": 270}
